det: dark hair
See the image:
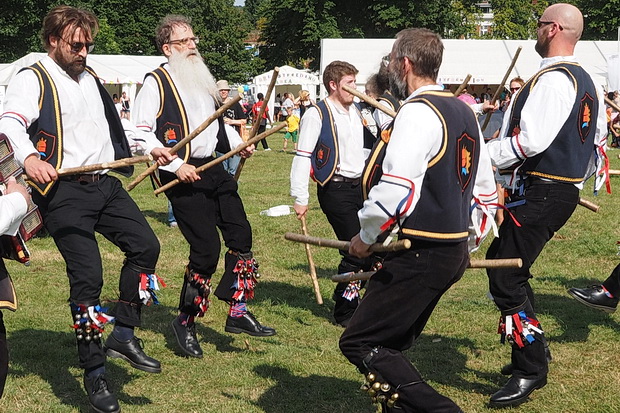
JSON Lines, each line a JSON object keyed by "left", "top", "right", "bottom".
{"left": 155, "top": 15, "right": 193, "bottom": 52}
{"left": 608, "top": 92, "right": 616, "bottom": 100}
{"left": 257, "top": 93, "right": 264, "bottom": 100}
{"left": 41, "top": 5, "right": 98, "bottom": 52}
{"left": 393, "top": 28, "right": 443, "bottom": 81}
{"left": 322, "top": 61, "right": 358, "bottom": 91}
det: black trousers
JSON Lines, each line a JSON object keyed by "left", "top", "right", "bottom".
{"left": 257, "top": 124, "right": 269, "bottom": 149}
{"left": 340, "top": 241, "right": 468, "bottom": 413}
{"left": 161, "top": 160, "right": 252, "bottom": 303}
{"left": 0, "top": 260, "right": 8, "bottom": 398}
{"left": 34, "top": 175, "right": 160, "bottom": 369}
{"left": 486, "top": 180, "right": 578, "bottom": 379}
{"left": 317, "top": 179, "right": 371, "bottom": 320}
{"left": 602, "top": 263, "right": 620, "bottom": 296}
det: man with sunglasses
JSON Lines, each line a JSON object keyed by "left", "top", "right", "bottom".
{"left": 484, "top": 3, "right": 607, "bottom": 408}
{"left": 0, "top": 6, "right": 174, "bottom": 413}
{"left": 131, "top": 14, "right": 275, "bottom": 361}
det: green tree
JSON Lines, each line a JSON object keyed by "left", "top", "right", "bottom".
{"left": 577, "top": 0, "right": 620, "bottom": 40}
{"left": 0, "top": 0, "right": 48, "bottom": 61}
{"left": 488, "top": 0, "right": 548, "bottom": 40}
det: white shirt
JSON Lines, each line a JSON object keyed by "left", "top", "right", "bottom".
{"left": 0, "top": 55, "right": 115, "bottom": 170}
{"left": 131, "top": 63, "right": 242, "bottom": 173}
{"left": 290, "top": 96, "right": 367, "bottom": 206}
{"left": 373, "top": 99, "right": 395, "bottom": 131}
{"left": 0, "top": 192, "right": 28, "bottom": 236}
{"left": 487, "top": 56, "right": 607, "bottom": 188}
{"left": 357, "top": 85, "right": 498, "bottom": 251}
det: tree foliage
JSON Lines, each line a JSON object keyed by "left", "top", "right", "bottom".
{"left": 257, "top": 0, "right": 481, "bottom": 71}
{"left": 576, "top": 0, "right": 620, "bottom": 40}
{"left": 486, "top": 0, "right": 548, "bottom": 40}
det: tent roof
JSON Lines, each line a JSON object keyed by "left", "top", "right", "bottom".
{"left": 320, "top": 38, "right": 619, "bottom": 88}
{"left": 0, "top": 52, "right": 166, "bottom": 86}
{"left": 253, "top": 64, "right": 319, "bottom": 86}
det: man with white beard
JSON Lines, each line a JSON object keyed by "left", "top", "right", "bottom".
{"left": 132, "top": 15, "right": 276, "bottom": 359}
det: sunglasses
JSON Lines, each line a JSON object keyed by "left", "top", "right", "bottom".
{"left": 168, "top": 37, "right": 200, "bottom": 47}
{"left": 60, "top": 37, "right": 94, "bottom": 54}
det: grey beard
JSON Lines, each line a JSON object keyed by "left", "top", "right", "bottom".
{"left": 389, "top": 70, "right": 408, "bottom": 101}
{"left": 169, "top": 50, "right": 219, "bottom": 101}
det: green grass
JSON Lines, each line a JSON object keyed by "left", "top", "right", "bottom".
{"left": 1, "top": 131, "right": 620, "bottom": 412}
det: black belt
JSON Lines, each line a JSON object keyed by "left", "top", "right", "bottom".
{"left": 331, "top": 175, "right": 360, "bottom": 185}
{"left": 60, "top": 174, "right": 103, "bottom": 183}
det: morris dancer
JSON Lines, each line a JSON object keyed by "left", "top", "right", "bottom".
{"left": 485, "top": 3, "right": 607, "bottom": 407}
{"left": 569, "top": 268, "right": 620, "bottom": 313}
{"left": 0, "top": 6, "right": 172, "bottom": 412}
{"left": 340, "top": 28, "right": 497, "bottom": 412}
{"left": 290, "top": 60, "right": 377, "bottom": 327}
{"left": 132, "top": 15, "right": 275, "bottom": 360}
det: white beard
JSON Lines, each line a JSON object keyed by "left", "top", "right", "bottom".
{"left": 168, "top": 49, "right": 220, "bottom": 102}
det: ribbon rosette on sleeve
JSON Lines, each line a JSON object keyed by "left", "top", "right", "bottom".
{"left": 71, "top": 303, "right": 115, "bottom": 342}
{"left": 232, "top": 257, "right": 260, "bottom": 301}
{"left": 497, "top": 311, "right": 543, "bottom": 348}
{"left": 139, "top": 273, "right": 166, "bottom": 305}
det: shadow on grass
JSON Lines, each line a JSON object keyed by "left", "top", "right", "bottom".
{"left": 407, "top": 334, "right": 505, "bottom": 396}
{"left": 247, "top": 364, "right": 375, "bottom": 413}
{"left": 142, "top": 209, "right": 169, "bottom": 225}
{"left": 8, "top": 329, "right": 151, "bottom": 412}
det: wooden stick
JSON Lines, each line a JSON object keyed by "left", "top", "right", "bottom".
{"left": 126, "top": 95, "right": 242, "bottom": 191}
{"left": 606, "top": 96, "right": 620, "bottom": 113}
{"left": 234, "top": 67, "right": 280, "bottom": 182}
{"left": 56, "top": 155, "right": 153, "bottom": 176}
{"left": 331, "top": 257, "right": 523, "bottom": 282}
{"left": 154, "top": 123, "right": 286, "bottom": 194}
{"left": 300, "top": 216, "right": 323, "bottom": 304}
{"left": 481, "top": 46, "right": 522, "bottom": 132}
{"left": 343, "top": 85, "right": 397, "bottom": 118}
{"left": 453, "top": 74, "right": 472, "bottom": 97}
{"left": 609, "top": 169, "right": 620, "bottom": 175}
{"left": 578, "top": 198, "right": 600, "bottom": 213}
{"left": 284, "top": 232, "right": 411, "bottom": 253}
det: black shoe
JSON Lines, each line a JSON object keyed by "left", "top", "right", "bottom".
{"left": 489, "top": 376, "right": 547, "bottom": 408}
{"left": 104, "top": 335, "right": 161, "bottom": 373}
{"left": 500, "top": 346, "right": 553, "bottom": 376}
{"left": 225, "top": 312, "right": 277, "bottom": 337}
{"left": 83, "top": 373, "right": 120, "bottom": 413}
{"left": 171, "top": 318, "right": 203, "bottom": 358}
{"left": 333, "top": 293, "right": 358, "bottom": 327}
{"left": 568, "top": 285, "right": 618, "bottom": 313}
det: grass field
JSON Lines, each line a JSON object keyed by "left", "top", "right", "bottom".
{"left": 1, "top": 131, "right": 619, "bottom": 413}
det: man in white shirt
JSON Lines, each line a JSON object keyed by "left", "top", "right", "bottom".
{"left": 132, "top": 15, "right": 275, "bottom": 362}
{"left": 0, "top": 7, "right": 172, "bottom": 413}
{"left": 290, "top": 60, "right": 376, "bottom": 327}
{"left": 339, "top": 27, "right": 496, "bottom": 413}
{"left": 485, "top": 3, "right": 608, "bottom": 407}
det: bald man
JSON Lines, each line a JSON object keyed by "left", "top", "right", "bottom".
{"left": 485, "top": 3, "right": 607, "bottom": 408}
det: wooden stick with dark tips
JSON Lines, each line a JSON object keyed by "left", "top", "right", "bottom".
{"left": 284, "top": 232, "right": 410, "bottom": 253}
{"left": 300, "top": 216, "right": 323, "bottom": 304}
{"left": 481, "top": 46, "right": 522, "bottom": 132}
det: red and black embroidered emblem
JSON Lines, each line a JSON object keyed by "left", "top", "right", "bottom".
{"left": 34, "top": 130, "right": 57, "bottom": 161}
{"left": 457, "top": 132, "right": 476, "bottom": 191}
{"left": 314, "top": 143, "right": 331, "bottom": 169}
{"left": 578, "top": 92, "right": 594, "bottom": 143}
{"left": 159, "top": 122, "right": 183, "bottom": 147}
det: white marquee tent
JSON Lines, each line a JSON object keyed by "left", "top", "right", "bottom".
{"left": 252, "top": 65, "right": 320, "bottom": 116}
{"left": 0, "top": 52, "right": 166, "bottom": 113}
{"left": 320, "top": 38, "right": 620, "bottom": 97}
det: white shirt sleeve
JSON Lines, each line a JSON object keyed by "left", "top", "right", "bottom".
{"left": 0, "top": 192, "right": 29, "bottom": 236}
{"left": 373, "top": 100, "right": 395, "bottom": 131}
{"left": 290, "top": 106, "right": 322, "bottom": 206}
{"left": 0, "top": 70, "right": 42, "bottom": 165}
{"left": 486, "top": 71, "right": 575, "bottom": 169}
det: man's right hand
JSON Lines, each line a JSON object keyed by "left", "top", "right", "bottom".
{"left": 24, "top": 155, "right": 57, "bottom": 184}
{"left": 175, "top": 163, "right": 200, "bottom": 183}
{"left": 293, "top": 202, "right": 308, "bottom": 219}
{"left": 4, "top": 176, "right": 31, "bottom": 204}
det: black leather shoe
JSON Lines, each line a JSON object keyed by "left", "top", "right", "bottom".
{"left": 489, "top": 376, "right": 547, "bottom": 408}
{"left": 171, "top": 318, "right": 203, "bottom": 358}
{"left": 83, "top": 373, "right": 120, "bottom": 413}
{"left": 501, "top": 346, "right": 553, "bottom": 376}
{"left": 568, "top": 285, "right": 618, "bottom": 313}
{"left": 225, "top": 312, "right": 277, "bottom": 337}
{"left": 104, "top": 334, "right": 161, "bottom": 373}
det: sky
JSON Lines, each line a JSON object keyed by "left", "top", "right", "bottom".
{"left": 234, "top": 0, "right": 245, "bottom": 5}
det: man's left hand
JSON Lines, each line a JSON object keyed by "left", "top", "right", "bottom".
{"left": 349, "top": 234, "right": 372, "bottom": 258}
{"left": 238, "top": 143, "right": 254, "bottom": 158}
{"left": 150, "top": 147, "right": 177, "bottom": 166}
